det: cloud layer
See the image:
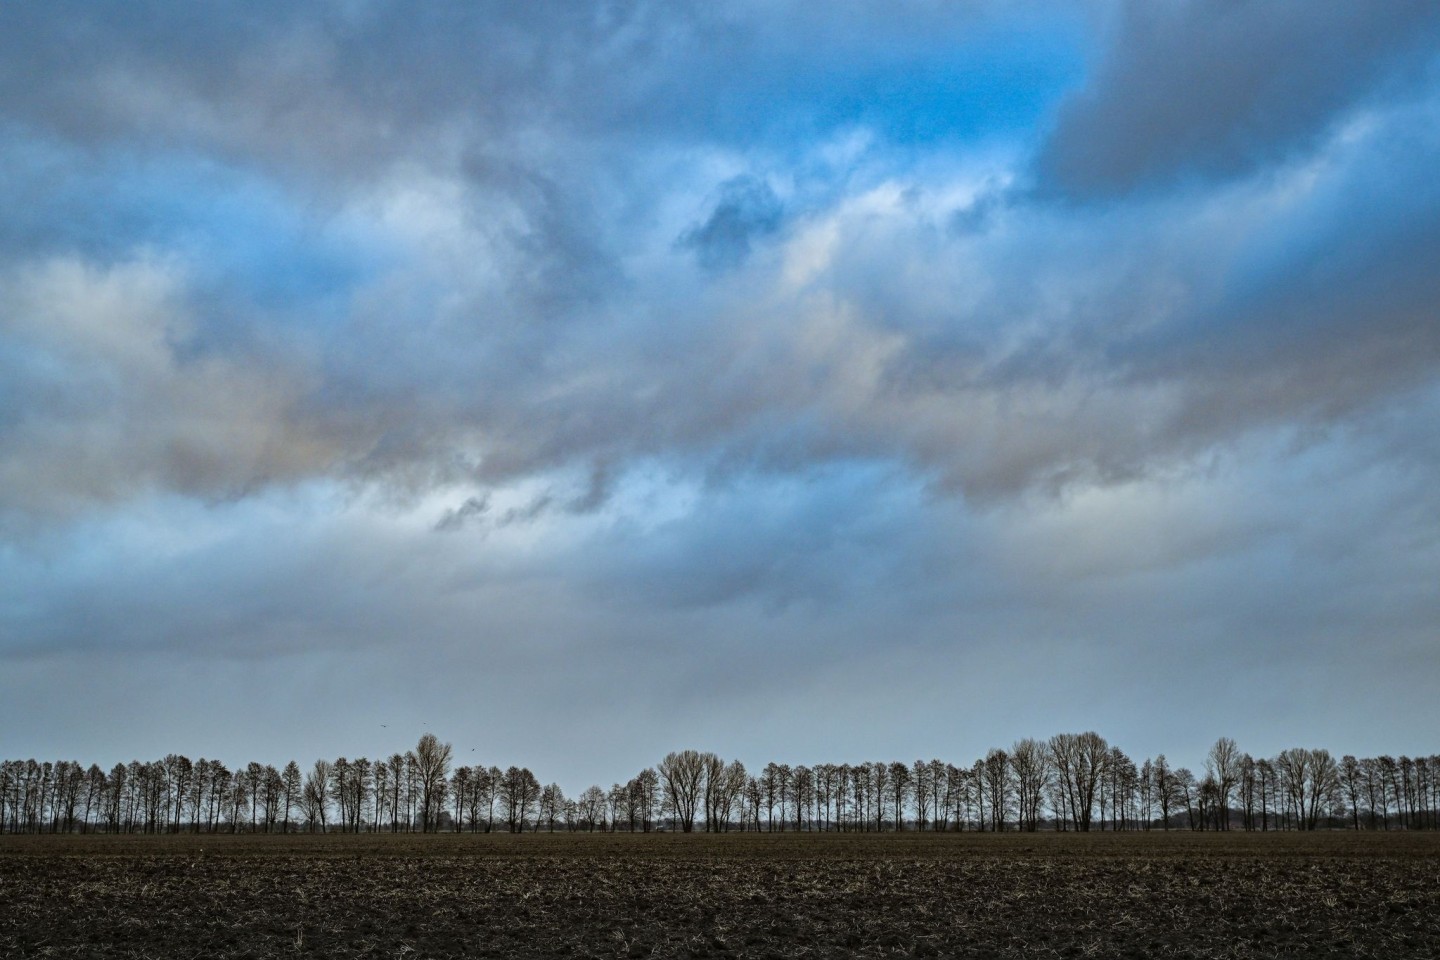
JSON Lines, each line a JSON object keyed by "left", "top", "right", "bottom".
{"left": 2, "top": 1, "right": 1438, "bottom": 782}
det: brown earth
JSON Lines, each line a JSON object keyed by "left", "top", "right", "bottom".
{"left": 1, "top": 832, "right": 1437, "bottom": 958}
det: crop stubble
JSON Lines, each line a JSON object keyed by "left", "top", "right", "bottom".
{"left": 1, "top": 832, "right": 1437, "bottom": 958}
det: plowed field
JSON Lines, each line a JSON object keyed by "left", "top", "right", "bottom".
{"left": 2, "top": 832, "right": 1437, "bottom": 958}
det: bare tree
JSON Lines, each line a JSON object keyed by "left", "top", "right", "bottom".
{"left": 1049, "top": 733, "right": 1109, "bottom": 831}
{"left": 1174, "top": 768, "right": 1197, "bottom": 830}
{"left": 910, "top": 760, "right": 933, "bottom": 831}
{"left": 305, "top": 759, "right": 332, "bottom": 832}
{"left": 983, "top": 749, "right": 1011, "bottom": 831}
{"left": 499, "top": 766, "right": 540, "bottom": 832}
{"left": 628, "top": 768, "right": 659, "bottom": 833}
{"left": 577, "top": 785, "right": 606, "bottom": 831}
{"left": 760, "top": 763, "right": 782, "bottom": 832}
{"left": 864, "top": 759, "right": 887, "bottom": 829}
{"left": 413, "top": 734, "right": 453, "bottom": 833}
{"left": 1011, "top": 739, "right": 1048, "bottom": 832}
{"left": 1205, "top": 737, "right": 1241, "bottom": 830}
{"left": 701, "top": 753, "right": 727, "bottom": 832}
{"left": 281, "top": 761, "right": 302, "bottom": 833}
{"left": 538, "top": 783, "right": 567, "bottom": 831}
{"left": 658, "top": 750, "right": 708, "bottom": 833}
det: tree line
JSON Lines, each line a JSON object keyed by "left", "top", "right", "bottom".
{"left": 2, "top": 733, "right": 1436, "bottom": 835}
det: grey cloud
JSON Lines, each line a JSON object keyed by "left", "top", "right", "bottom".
{"left": 4, "top": 431, "right": 1438, "bottom": 784}
{"left": 0, "top": 1, "right": 1050, "bottom": 192}
{"left": 3, "top": 0, "right": 1439, "bottom": 526}
{"left": 0, "top": 258, "right": 342, "bottom": 524}
{"left": 1038, "top": 0, "right": 1440, "bottom": 197}
{"left": 677, "top": 176, "right": 783, "bottom": 271}
{"left": 434, "top": 495, "right": 490, "bottom": 532}
{"left": 498, "top": 494, "right": 555, "bottom": 527}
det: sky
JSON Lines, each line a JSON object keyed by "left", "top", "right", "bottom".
{"left": 2, "top": 1, "right": 1439, "bottom": 792}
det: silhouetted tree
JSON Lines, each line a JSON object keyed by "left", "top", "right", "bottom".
{"left": 1049, "top": 733, "right": 1108, "bottom": 831}
{"left": 305, "top": 759, "right": 332, "bottom": 832}
{"left": 414, "top": 734, "right": 453, "bottom": 833}
{"left": 1011, "top": 739, "right": 1048, "bottom": 832}
{"left": 1205, "top": 737, "right": 1241, "bottom": 830}
{"left": 658, "top": 750, "right": 707, "bottom": 833}
{"left": 499, "top": 766, "right": 540, "bottom": 832}
{"left": 281, "top": 760, "right": 302, "bottom": 833}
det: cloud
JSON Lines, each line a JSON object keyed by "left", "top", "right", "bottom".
{"left": 4, "top": 424, "right": 1438, "bottom": 782}
{"left": 0, "top": 257, "right": 337, "bottom": 523}
{"left": 1, "top": 0, "right": 1439, "bottom": 776}
{"left": 434, "top": 495, "right": 490, "bottom": 533}
{"left": 1037, "top": 0, "right": 1440, "bottom": 197}
{"left": 678, "top": 175, "right": 783, "bottom": 271}
{"left": 11, "top": 90, "right": 1438, "bottom": 520}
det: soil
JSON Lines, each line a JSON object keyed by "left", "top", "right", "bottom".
{"left": 2, "top": 831, "right": 1437, "bottom": 958}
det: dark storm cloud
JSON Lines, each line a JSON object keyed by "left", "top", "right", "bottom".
{"left": 1038, "top": 0, "right": 1440, "bottom": 197}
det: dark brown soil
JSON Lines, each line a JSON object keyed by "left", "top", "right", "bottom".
{"left": 2, "top": 832, "right": 1437, "bottom": 958}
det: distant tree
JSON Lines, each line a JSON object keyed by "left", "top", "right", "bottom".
{"left": 577, "top": 785, "right": 606, "bottom": 831}
{"left": 450, "top": 766, "right": 471, "bottom": 832}
{"left": 261, "top": 765, "right": 284, "bottom": 832}
{"left": 208, "top": 763, "right": 231, "bottom": 833}
{"left": 1011, "top": 739, "right": 1048, "bottom": 832}
{"left": 163, "top": 755, "right": 192, "bottom": 833}
{"left": 760, "top": 763, "right": 782, "bottom": 832}
{"left": 635, "top": 767, "right": 659, "bottom": 833}
{"left": 942, "top": 763, "right": 966, "bottom": 832}
{"left": 229, "top": 768, "right": 249, "bottom": 833}
{"left": 658, "top": 750, "right": 708, "bottom": 833}
{"left": 1205, "top": 738, "right": 1241, "bottom": 830}
{"left": 1238, "top": 755, "right": 1257, "bottom": 831}
{"left": 1173, "top": 768, "right": 1197, "bottom": 830}
{"left": 1049, "top": 733, "right": 1109, "bottom": 831}
{"left": 606, "top": 783, "right": 625, "bottom": 832}
{"left": 82, "top": 763, "right": 106, "bottom": 834}
{"left": 499, "top": 766, "right": 540, "bottom": 832}
{"left": 777, "top": 765, "right": 800, "bottom": 834}
{"left": 1283, "top": 749, "right": 1338, "bottom": 830}
{"left": 331, "top": 758, "right": 353, "bottom": 831}
{"left": 1196, "top": 774, "right": 1219, "bottom": 830}
{"left": 1340, "top": 755, "right": 1364, "bottom": 830}
{"left": 864, "top": 759, "right": 887, "bottom": 829}
{"left": 713, "top": 761, "right": 747, "bottom": 833}
{"left": 539, "top": 783, "right": 567, "bottom": 831}
{"left": 1256, "top": 758, "right": 1275, "bottom": 831}
{"left": 243, "top": 761, "right": 265, "bottom": 833}
{"left": 701, "top": 754, "right": 727, "bottom": 832}
{"left": 282, "top": 761, "right": 302, "bottom": 833}
{"left": 1378, "top": 756, "right": 1400, "bottom": 829}
{"left": 910, "top": 761, "right": 933, "bottom": 831}
{"left": 305, "top": 759, "right": 332, "bottom": 832}
{"left": 1110, "top": 748, "right": 1138, "bottom": 831}
{"left": 479, "top": 766, "right": 502, "bottom": 832}
{"left": 413, "top": 734, "right": 453, "bottom": 833}
{"left": 927, "top": 760, "right": 949, "bottom": 832}
{"left": 743, "top": 775, "right": 763, "bottom": 832}
{"left": 384, "top": 754, "right": 405, "bottom": 831}
{"left": 983, "top": 749, "right": 1010, "bottom": 831}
